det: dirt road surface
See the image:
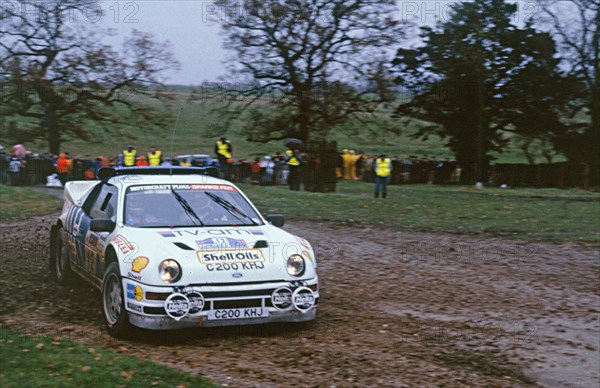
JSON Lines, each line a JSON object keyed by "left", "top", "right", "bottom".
{"left": 1, "top": 214, "right": 598, "bottom": 387}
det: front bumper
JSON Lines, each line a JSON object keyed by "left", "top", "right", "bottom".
{"left": 122, "top": 278, "right": 319, "bottom": 330}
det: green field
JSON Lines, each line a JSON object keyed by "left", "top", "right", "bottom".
{"left": 0, "top": 180, "right": 597, "bottom": 247}
{"left": 241, "top": 181, "right": 600, "bottom": 248}
{"left": 2, "top": 93, "right": 562, "bottom": 164}
{"left": 0, "top": 329, "right": 215, "bottom": 387}
{"left": 0, "top": 186, "right": 63, "bottom": 220}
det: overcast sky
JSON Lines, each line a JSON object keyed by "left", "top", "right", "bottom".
{"left": 90, "top": 0, "right": 548, "bottom": 85}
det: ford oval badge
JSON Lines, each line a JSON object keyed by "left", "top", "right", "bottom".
{"left": 232, "top": 272, "right": 243, "bottom": 278}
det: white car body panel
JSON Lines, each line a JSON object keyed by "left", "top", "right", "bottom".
{"left": 52, "top": 168, "right": 318, "bottom": 330}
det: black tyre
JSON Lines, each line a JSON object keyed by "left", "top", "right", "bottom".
{"left": 55, "top": 228, "right": 74, "bottom": 284}
{"left": 102, "top": 262, "right": 133, "bottom": 338}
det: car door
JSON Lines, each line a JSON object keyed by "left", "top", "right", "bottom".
{"left": 86, "top": 185, "right": 118, "bottom": 279}
{"left": 66, "top": 183, "right": 102, "bottom": 274}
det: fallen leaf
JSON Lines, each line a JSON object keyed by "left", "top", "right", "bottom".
{"left": 36, "top": 343, "right": 44, "bottom": 350}
{"left": 80, "top": 366, "right": 91, "bottom": 372}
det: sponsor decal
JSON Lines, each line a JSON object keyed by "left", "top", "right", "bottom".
{"left": 126, "top": 302, "right": 143, "bottom": 313}
{"left": 296, "top": 237, "right": 311, "bottom": 249}
{"left": 186, "top": 292, "right": 205, "bottom": 315}
{"left": 196, "top": 237, "right": 247, "bottom": 250}
{"left": 198, "top": 249, "right": 264, "bottom": 264}
{"left": 164, "top": 293, "right": 190, "bottom": 320}
{"left": 129, "top": 184, "right": 171, "bottom": 192}
{"left": 88, "top": 234, "right": 98, "bottom": 246}
{"left": 134, "top": 285, "right": 143, "bottom": 301}
{"left": 130, "top": 184, "right": 237, "bottom": 192}
{"left": 127, "top": 284, "right": 143, "bottom": 301}
{"left": 302, "top": 250, "right": 313, "bottom": 262}
{"left": 115, "top": 235, "right": 136, "bottom": 255}
{"left": 126, "top": 283, "right": 135, "bottom": 299}
{"left": 205, "top": 229, "right": 263, "bottom": 236}
{"left": 131, "top": 256, "right": 149, "bottom": 273}
{"left": 292, "top": 287, "right": 316, "bottom": 313}
{"left": 161, "top": 229, "right": 265, "bottom": 237}
{"left": 127, "top": 272, "right": 141, "bottom": 281}
{"left": 271, "top": 287, "right": 293, "bottom": 310}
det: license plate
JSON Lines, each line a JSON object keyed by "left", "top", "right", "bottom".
{"left": 207, "top": 307, "right": 269, "bottom": 320}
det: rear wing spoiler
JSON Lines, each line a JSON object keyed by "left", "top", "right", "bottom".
{"left": 97, "top": 166, "right": 219, "bottom": 181}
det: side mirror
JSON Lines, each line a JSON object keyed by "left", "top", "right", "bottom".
{"left": 265, "top": 214, "right": 284, "bottom": 227}
{"left": 90, "top": 219, "right": 116, "bottom": 233}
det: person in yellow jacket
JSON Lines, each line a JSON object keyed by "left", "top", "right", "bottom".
{"left": 374, "top": 153, "right": 392, "bottom": 198}
{"left": 147, "top": 146, "right": 162, "bottom": 166}
{"left": 123, "top": 145, "right": 136, "bottom": 167}
{"left": 285, "top": 147, "right": 303, "bottom": 191}
{"left": 214, "top": 136, "right": 233, "bottom": 180}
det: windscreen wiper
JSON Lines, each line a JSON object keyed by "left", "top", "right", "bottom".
{"left": 204, "top": 192, "right": 258, "bottom": 226}
{"left": 171, "top": 189, "right": 204, "bottom": 226}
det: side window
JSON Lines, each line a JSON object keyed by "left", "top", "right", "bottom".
{"left": 81, "top": 183, "right": 103, "bottom": 214}
{"left": 89, "top": 186, "right": 118, "bottom": 220}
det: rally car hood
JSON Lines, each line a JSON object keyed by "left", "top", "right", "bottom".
{"left": 115, "top": 224, "right": 316, "bottom": 285}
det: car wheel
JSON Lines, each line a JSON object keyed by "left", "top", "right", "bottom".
{"left": 102, "top": 262, "right": 132, "bottom": 338}
{"left": 55, "top": 228, "right": 74, "bottom": 284}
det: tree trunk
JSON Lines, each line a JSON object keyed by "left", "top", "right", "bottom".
{"left": 45, "top": 104, "right": 60, "bottom": 154}
{"left": 48, "top": 124, "right": 61, "bottom": 155}
{"left": 295, "top": 84, "right": 312, "bottom": 143}
{"left": 475, "top": 67, "right": 488, "bottom": 183}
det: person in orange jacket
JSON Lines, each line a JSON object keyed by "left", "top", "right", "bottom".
{"left": 135, "top": 156, "right": 149, "bottom": 166}
{"left": 56, "top": 153, "right": 70, "bottom": 186}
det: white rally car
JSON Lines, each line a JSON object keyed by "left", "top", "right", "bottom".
{"left": 49, "top": 167, "right": 318, "bottom": 337}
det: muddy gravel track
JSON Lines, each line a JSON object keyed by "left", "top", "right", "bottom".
{"left": 1, "top": 213, "right": 598, "bottom": 387}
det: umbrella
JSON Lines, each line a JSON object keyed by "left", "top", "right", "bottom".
{"left": 11, "top": 144, "right": 26, "bottom": 157}
{"left": 283, "top": 138, "right": 304, "bottom": 149}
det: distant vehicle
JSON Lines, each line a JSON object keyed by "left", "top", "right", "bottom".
{"left": 175, "top": 154, "right": 219, "bottom": 168}
{"left": 49, "top": 167, "right": 319, "bottom": 338}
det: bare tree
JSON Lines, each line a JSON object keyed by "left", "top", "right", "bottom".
{"left": 540, "top": 0, "right": 599, "bottom": 161}
{"left": 213, "top": 0, "right": 406, "bottom": 143}
{"left": 0, "top": 1, "right": 180, "bottom": 154}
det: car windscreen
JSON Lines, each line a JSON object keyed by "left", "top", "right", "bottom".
{"left": 124, "top": 184, "right": 264, "bottom": 227}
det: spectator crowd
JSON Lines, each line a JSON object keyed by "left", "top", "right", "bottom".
{"left": 0, "top": 143, "right": 459, "bottom": 190}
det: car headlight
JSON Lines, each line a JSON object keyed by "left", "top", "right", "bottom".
{"left": 287, "top": 254, "right": 305, "bottom": 277}
{"left": 159, "top": 259, "right": 182, "bottom": 283}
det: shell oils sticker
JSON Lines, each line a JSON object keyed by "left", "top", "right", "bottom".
{"left": 197, "top": 249, "right": 265, "bottom": 271}
{"left": 197, "top": 249, "right": 264, "bottom": 264}
{"left": 131, "top": 256, "right": 149, "bottom": 273}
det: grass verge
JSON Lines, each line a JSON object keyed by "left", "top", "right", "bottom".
{"left": 0, "top": 185, "right": 63, "bottom": 221}
{"left": 241, "top": 180, "right": 600, "bottom": 248}
{"left": 0, "top": 329, "right": 216, "bottom": 387}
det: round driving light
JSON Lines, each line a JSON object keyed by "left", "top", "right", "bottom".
{"left": 187, "top": 291, "right": 205, "bottom": 315}
{"left": 164, "top": 293, "right": 190, "bottom": 320}
{"left": 159, "top": 259, "right": 182, "bottom": 283}
{"left": 287, "top": 254, "right": 305, "bottom": 277}
{"left": 291, "top": 287, "right": 316, "bottom": 312}
{"left": 271, "top": 287, "right": 293, "bottom": 310}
